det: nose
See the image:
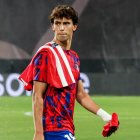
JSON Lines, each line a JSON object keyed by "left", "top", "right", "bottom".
{"left": 59, "top": 24, "right": 64, "bottom": 31}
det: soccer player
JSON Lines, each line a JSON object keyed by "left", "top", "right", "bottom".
{"left": 19, "top": 5, "right": 119, "bottom": 140}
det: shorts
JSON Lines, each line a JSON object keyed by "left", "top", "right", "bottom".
{"left": 44, "top": 130, "right": 76, "bottom": 140}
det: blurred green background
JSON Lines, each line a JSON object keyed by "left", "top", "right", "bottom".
{"left": 0, "top": 96, "right": 140, "bottom": 140}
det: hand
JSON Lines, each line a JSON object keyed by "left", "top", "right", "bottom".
{"left": 33, "top": 133, "right": 44, "bottom": 140}
{"left": 102, "top": 113, "right": 119, "bottom": 137}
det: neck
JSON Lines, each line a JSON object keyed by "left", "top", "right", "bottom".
{"left": 52, "top": 39, "right": 72, "bottom": 50}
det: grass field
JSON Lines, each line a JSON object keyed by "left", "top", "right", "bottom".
{"left": 0, "top": 96, "right": 140, "bottom": 140}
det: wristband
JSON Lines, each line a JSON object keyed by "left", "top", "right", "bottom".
{"left": 97, "top": 108, "right": 112, "bottom": 122}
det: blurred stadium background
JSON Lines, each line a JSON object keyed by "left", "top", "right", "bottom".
{"left": 0, "top": 0, "right": 140, "bottom": 139}
{"left": 1, "top": 0, "right": 140, "bottom": 96}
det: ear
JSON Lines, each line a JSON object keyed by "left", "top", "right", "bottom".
{"left": 73, "top": 25, "right": 78, "bottom": 31}
{"left": 51, "top": 24, "right": 55, "bottom": 31}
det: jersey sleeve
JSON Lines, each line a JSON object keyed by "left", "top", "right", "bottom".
{"left": 32, "top": 51, "right": 48, "bottom": 83}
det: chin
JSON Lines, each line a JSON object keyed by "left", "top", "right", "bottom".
{"left": 58, "top": 38, "right": 68, "bottom": 42}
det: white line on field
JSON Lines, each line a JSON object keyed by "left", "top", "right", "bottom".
{"left": 24, "top": 111, "right": 32, "bottom": 116}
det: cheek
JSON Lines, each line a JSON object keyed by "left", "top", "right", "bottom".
{"left": 52, "top": 26, "right": 55, "bottom": 31}
{"left": 68, "top": 27, "right": 74, "bottom": 33}
{"left": 70, "top": 29, "right": 74, "bottom": 34}
{"left": 52, "top": 25, "right": 57, "bottom": 31}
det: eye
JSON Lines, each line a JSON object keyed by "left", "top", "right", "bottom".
{"left": 55, "top": 22, "right": 60, "bottom": 25}
{"left": 64, "top": 22, "right": 70, "bottom": 25}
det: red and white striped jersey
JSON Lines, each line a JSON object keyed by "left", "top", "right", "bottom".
{"left": 19, "top": 41, "right": 80, "bottom": 90}
{"left": 19, "top": 41, "right": 80, "bottom": 134}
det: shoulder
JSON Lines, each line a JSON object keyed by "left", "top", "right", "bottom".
{"left": 37, "top": 43, "right": 52, "bottom": 53}
{"left": 32, "top": 43, "right": 52, "bottom": 64}
{"left": 34, "top": 42, "right": 55, "bottom": 57}
{"left": 70, "top": 50, "right": 80, "bottom": 58}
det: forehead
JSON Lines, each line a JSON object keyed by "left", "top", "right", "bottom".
{"left": 53, "top": 17, "right": 73, "bottom": 23}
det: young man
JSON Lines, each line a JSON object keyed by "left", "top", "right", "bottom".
{"left": 19, "top": 5, "right": 119, "bottom": 140}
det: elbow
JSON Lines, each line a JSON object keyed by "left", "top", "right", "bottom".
{"left": 76, "top": 91, "right": 89, "bottom": 106}
{"left": 76, "top": 97, "right": 81, "bottom": 104}
{"left": 76, "top": 92, "right": 85, "bottom": 105}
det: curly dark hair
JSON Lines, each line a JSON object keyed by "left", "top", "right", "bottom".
{"left": 49, "top": 5, "right": 78, "bottom": 25}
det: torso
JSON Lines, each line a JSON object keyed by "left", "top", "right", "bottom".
{"left": 43, "top": 49, "right": 80, "bottom": 134}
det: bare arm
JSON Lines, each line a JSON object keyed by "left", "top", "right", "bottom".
{"left": 76, "top": 80, "right": 100, "bottom": 114}
{"left": 32, "top": 81, "right": 47, "bottom": 140}
{"left": 76, "top": 80, "right": 111, "bottom": 121}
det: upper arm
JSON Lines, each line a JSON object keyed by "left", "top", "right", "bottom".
{"left": 32, "top": 51, "right": 48, "bottom": 100}
{"left": 33, "top": 51, "right": 48, "bottom": 83}
{"left": 32, "top": 81, "right": 47, "bottom": 101}
{"left": 76, "top": 80, "right": 88, "bottom": 103}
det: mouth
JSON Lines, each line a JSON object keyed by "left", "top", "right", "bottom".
{"left": 58, "top": 33, "right": 67, "bottom": 36}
